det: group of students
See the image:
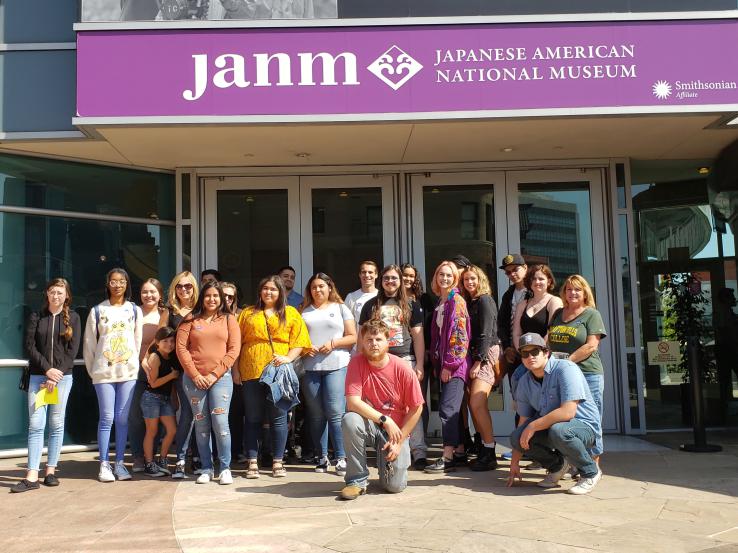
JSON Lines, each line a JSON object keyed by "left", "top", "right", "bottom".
{"left": 12, "top": 253, "right": 607, "bottom": 498}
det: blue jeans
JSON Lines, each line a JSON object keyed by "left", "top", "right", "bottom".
{"left": 27, "top": 374, "right": 74, "bottom": 471}
{"left": 303, "top": 368, "right": 346, "bottom": 459}
{"left": 583, "top": 373, "right": 605, "bottom": 456}
{"left": 94, "top": 380, "right": 137, "bottom": 463}
{"left": 183, "top": 372, "right": 233, "bottom": 472}
{"left": 511, "top": 418, "right": 598, "bottom": 478}
{"left": 242, "top": 378, "right": 288, "bottom": 460}
{"left": 342, "top": 411, "right": 410, "bottom": 493}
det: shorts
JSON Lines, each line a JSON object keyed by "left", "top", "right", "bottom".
{"left": 473, "top": 362, "right": 496, "bottom": 386}
{"left": 140, "top": 390, "right": 175, "bottom": 419}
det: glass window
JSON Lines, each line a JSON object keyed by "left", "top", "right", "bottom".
{"left": 0, "top": 212, "right": 175, "bottom": 448}
{"left": 0, "top": 0, "right": 76, "bottom": 43}
{"left": 216, "top": 189, "right": 289, "bottom": 305}
{"left": 619, "top": 214, "right": 634, "bottom": 347}
{"left": 0, "top": 153, "right": 175, "bottom": 220}
{"left": 311, "top": 187, "right": 383, "bottom": 296}
{"left": 616, "top": 163, "right": 626, "bottom": 210}
{"left": 627, "top": 352, "right": 640, "bottom": 430}
{"left": 422, "top": 184, "right": 496, "bottom": 287}
{"left": 181, "top": 173, "right": 191, "bottom": 220}
{"left": 518, "top": 182, "right": 594, "bottom": 287}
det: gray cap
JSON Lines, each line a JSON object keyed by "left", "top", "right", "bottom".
{"left": 518, "top": 333, "right": 546, "bottom": 350}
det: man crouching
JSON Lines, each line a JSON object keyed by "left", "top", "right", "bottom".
{"left": 340, "top": 319, "right": 424, "bottom": 500}
{"left": 507, "top": 333, "right": 603, "bottom": 495}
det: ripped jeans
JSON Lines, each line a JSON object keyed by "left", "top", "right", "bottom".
{"left": 183, "top": 371, "right": 233, "bottom": 472}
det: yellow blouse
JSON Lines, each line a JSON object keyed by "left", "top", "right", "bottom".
{"left": 237, "top": 306, "right": 311, "bottom": 381}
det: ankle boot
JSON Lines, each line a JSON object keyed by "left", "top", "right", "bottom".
{"left": 472, "top": 444, "right": 498, "bottom": 471}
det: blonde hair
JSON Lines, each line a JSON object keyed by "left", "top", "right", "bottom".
{"left": 167, "top": 271, "right": 199, "bottom": 315}
{"left": 560, "top": 274, "right": 596, "bottom": 308}
{"left": 431, "top": 261, "right": 460, "bottom": 296}
{"left": 461, "top": 265, "right": 492, "bottom": 300}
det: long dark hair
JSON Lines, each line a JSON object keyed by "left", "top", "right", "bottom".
{"left": 141, "top": 278, "right": 166, "bottom": 311}
{"left": 254, "top": 275, "right": 287, "bottom": 325}
{"left": 43, "top": 278, "right": 74, "bottom": 342}
{"left": 400, "top": 263, "right": 424, "bottom": 300}
{"left": 300, "top": 272, "right": 344, "bottom": 312}
{"left": 188, "top": 281, "right": 228, "bottom": 320}
{"left": 147, "top": 326, "right": 176, "bottom": 355}
{"left": 105, "top": 267, "right": 132, "bottom": 301}
{"left": 371, "top": 265, "right": 411, "bottom": 326}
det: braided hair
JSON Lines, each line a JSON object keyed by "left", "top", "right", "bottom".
{"left": 44, "top": 278, "right": 74, "bottom": 342}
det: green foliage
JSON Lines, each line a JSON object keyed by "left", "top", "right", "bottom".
{"left": 659, "top": 272, "right": 717, "bottom": 383}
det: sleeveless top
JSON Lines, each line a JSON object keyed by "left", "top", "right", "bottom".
{"left": 520, "top": 297, "right": 552, "bottom": 338}
{"left": 145, "top": 350, "right": 176, "bottom": 397}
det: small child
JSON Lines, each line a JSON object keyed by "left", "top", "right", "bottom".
{"left": 141, "top": 326, "right": 179, "bottom": 477}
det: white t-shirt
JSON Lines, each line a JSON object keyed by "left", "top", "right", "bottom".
{"left": 345, "top": 289, "right": 378, "bottom": 323}
{"left": 301, "top": 302, "right": 354, "bottom": 371}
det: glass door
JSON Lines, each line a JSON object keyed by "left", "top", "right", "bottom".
{"left": 505, "top": 169, "right": 618, "bottom": 434}
{"left": 203, "top": 177, "right": 300, "bottom": 304}
{"left": 410, "top": 172, "right": 513, "bottom": 435}
{"left": 300, "top": 175, "right": 395, "bottom": 297}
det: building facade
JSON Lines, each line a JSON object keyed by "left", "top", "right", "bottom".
{"left": 1, "top": 1, "right": 737, "bottom": 452}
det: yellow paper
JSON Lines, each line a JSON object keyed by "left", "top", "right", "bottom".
{"left": 35, "top": 386, "right": 59, "bottom": 410}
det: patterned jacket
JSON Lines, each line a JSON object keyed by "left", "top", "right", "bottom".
{"left": 430, "top": 288, "right": 471, "bottom": 382}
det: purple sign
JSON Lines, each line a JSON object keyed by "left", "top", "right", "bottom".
{"left": 77, "top": 20, "right": 738, "bottom": 120}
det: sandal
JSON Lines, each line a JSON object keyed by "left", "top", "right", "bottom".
{"left": 246, "top": 459, "right": 260, "bottom": 479}
{"left": 272, "top": 460, "right": 287, "bottom": 478}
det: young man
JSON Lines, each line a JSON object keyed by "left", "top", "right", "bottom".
{"left": 278, "top": 265, "right": 303, "bottom": 308}
{"left": 200, "top": 269, "right": 222, "bottom": 286}
{"left": 497, "top": 254, "right": 528, "bottom": 363}
{"left": 506, "top": 333, "right": 603, "bottom": 495}
{"left": 344, "top": 261, "right": 379, "bottom": 322}
{"left": 340, "top": 319, "right": 424, "bottom": 500}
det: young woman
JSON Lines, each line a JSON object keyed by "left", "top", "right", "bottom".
{"left": 130, "top": 278, "right": 166, "bottom": 473}
{"left": 12, "top": 278, "right": 81, "bottom": 493}
{"left": 300, "top": 272, "right": 356, "bottom": 475}
{"left": 361, "top": 265, "right": 426, "bottom": 469}
{"left": 461, "top": 265, "right": 500, "bottom": 471}
{"left": 512, "top": 264, "right": 563, "bottom": 350}
{"left": 548, "top": 274, "right": 607, "bottom": 461}
{"left": 162, "top": 271, "right": 199, "bottom": 479}
{"left": 141, "top": 326, "right": 179, "bottom": 477}
{"left": 425, "top": 261, "right": 470, "bottom": 475}
{"left": 83, "top": 268, "right": 143, "bottom": 482}
{"left": 237, "top": 275, "right": 310, "bottom": 479}
{"left": 177, "top": 281, "right": 241, "bottom": 485}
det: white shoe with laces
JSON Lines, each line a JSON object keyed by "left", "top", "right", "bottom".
{"left": 98, "top": 461, "right": 115, "bottom": 483}
{"left": 567, "top": 468, "right": 602, "bottom": 495}
{"left": 196, "top": 470, "right": 213, "bottom": 484}
{"left": 114, "top": 461, "right": 132, "bottom": 481}
{"left": 219, "top": 469, "right": 233, "bottom": 485}
{"left": 335, "top": 458, "right": 347, "bottom": 477}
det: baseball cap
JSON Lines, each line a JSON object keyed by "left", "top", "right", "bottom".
{"left": 451, "top": 254, "right": 471, "bottom": 269}
{"left": 499, "top": 253, "right": 526, "bottom": 270}
{"left": 518, "top": 333, "right": 547, "bottom": 350}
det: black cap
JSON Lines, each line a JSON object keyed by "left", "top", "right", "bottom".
{"left": 518, "top": 333, "right": 547, "bottom": 350}
{"left": 499, "top": 253, "right": 526, "bottom": 270}
{"left": 451, "top": 254, "right": 471, "bottom": 269}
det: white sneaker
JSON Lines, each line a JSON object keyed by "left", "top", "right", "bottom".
{"left": 171, "top": 461, "right": 186, "bottom": 479}
{"left": 567, "top": 468, "right": 602, "bottom": 495}
{"left": 196, "top": 470, "right": 214, "bottom": 484}
{"left": 219, "top": 469, "right": 233, "bottom": 485}
{"left": 114, "top": 461, "right": 132, "bottom": 481}
{"left": 335, "top": 458, "right": 347, "bottom": 477}
{"left": 98, "top": 461, "right": 115, "bottom": 483}
{"left": 537, "top": 460, "right": 570, "bottom": 488}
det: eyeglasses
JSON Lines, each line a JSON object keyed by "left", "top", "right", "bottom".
{"left": 520, "top": 347, "right": 546, "bottom": 358}
{"left": 382, "top": 276, "right": 399, "bottom": 281}
{"left": 176, "top": 283, "right": 194, "bottom": 291}
{"left": 108, "top": 279, "right": 127, "bottom": 286}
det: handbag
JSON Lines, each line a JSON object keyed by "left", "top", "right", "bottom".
{"left": 18, "top": 366, "right": 30, "bottom": 392}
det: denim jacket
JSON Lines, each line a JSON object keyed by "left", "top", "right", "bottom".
{"left": 259, "top": 361, "right": 300, "bottom": 411}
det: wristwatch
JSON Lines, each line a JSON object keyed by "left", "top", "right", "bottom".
{"left": 378, "top": 415, "right": 387, "bottom": 427}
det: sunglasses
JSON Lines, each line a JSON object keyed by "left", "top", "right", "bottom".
{"left": 520, "top": 347, "right": 546, "bottom": 358}
{"left": 176, "top": 283, "right": 194, "bottom": 291}
{"left": 223, "top": 294, "right": 235, "bottom": 300}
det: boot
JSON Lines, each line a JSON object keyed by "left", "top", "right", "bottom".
{"left": 472, "top": 444, "right": 498, "bottom": 472}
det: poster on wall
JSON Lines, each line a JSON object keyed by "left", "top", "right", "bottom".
{"left": 82, "top": 0, "right": 337, "bottom": 21}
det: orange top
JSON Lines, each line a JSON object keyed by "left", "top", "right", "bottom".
{"left": 176, "top": 313, "right": 241, "bottom": 379}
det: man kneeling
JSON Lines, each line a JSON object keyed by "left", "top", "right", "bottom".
{"left": 507, "top": 333, "right": 602, "bottom": 495}
{"left": 340, "top": 319, "right": 424, "bottom": 500}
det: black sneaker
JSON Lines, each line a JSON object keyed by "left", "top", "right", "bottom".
{"left": 43, "top": 474, "right": 60, "bottom": 487}
{"left": 452, "top": 452, "right": 469, "bottom": 466}
{"left": 412, "top": 458, "right": 429, "bottom": 471}
{"left": 156, "top": 457, "right": 171, "bottom": 476}
{"left": 424, "top": 457, "right": 456, "bottom": 474}
{"left": 10, "top": 479, "right": 40, "bottom": 493}
{"left": 471, "top": 445, "right": 498, "bottom": 472}
{"left": 144, "top": 461, "right": 164, "bottom": 477}
{"left": 315, "top": 457, "right": 329, "bottom": 473}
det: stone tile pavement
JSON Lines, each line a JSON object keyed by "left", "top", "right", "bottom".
{"left": 2, "top": 433, "right": 738, "bottom": 553}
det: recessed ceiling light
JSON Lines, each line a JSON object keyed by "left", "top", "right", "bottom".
{"left": 243, "top": 153, "right": 254, "bottom": 157}
{"left": 295, "top": 152, "right": 311, "bottom": 158}
{"left": 501, "top": 147, "right": 514, "bottom": 153}
{"left": 698, "top": 167, "right": 710, "bottom": 175}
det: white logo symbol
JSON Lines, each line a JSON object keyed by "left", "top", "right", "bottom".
{"left": 367, "top": 45, "right": 423, "bottom": 91}
{"left": 652, "top": 80, "right": 672, "bottom": 100}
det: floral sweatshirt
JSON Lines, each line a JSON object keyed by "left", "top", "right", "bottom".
{"left": 83, "top": 301, "right": 143, "bottom": 384}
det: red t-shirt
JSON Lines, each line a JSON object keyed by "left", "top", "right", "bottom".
{"left": 345, "top": 353, "right": 425, "bottom": 426}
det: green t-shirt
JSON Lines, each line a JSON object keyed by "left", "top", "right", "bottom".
{"left": 548, "top": 307, "right": 607, "bottom": 375}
